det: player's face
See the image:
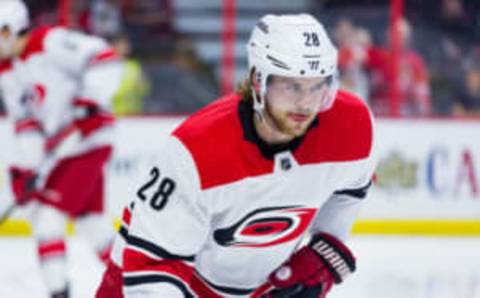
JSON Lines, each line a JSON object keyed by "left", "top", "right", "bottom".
{"left": 265, "top": 75, "right": 332, "bottom": 137}
{"left": 0, "top": 28, "right": 16, "bottom": 59}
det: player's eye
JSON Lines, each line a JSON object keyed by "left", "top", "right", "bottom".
{"left": 286, "top": 83, "right": 301, "bottom": 92}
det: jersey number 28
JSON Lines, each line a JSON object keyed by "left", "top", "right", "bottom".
{"left": 137, "top": 167, "right": 176, "bottom": 211}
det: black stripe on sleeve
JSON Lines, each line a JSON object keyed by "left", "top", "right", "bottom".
{"left": 119, "top": 225, "right": 128, "bottom": 241}
{"left": 127, "top": 234, "right": 195, "bottom": 262}
{"left": 124, "top": 274, "right": 194, "bottom": 298}
{"left": 333, "top": 180, "right": 372, "bottom": 199}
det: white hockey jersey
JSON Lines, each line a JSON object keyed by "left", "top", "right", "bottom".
{"left": 0, "top": 26, "right": 123, "bottom": 170}
{"left": 122, "top": 91, "right": 376, "bottom": 298}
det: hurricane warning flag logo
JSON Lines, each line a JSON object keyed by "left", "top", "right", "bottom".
{"left": 213, "top": 206, "right": 317, "bottom": 248}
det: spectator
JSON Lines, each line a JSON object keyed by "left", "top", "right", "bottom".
{"left": 142, "top": 35, "right": 218, "bottom": 113}
{"left": 365, "top": 18, "right": 431, "bottom": 116}
{"left": 24, "top": 0, "right": 57, "bottom": 26}
{"left": 334, "top": 18, "right": 372, "bottom": 102}
{"left": 437, "top": 0, "right": 474, "bottom": 49}
{"left": 110, "top": 34, "right": 150, "bottom": 116}
{"left": 453, "top": 58, "right": 480, "bottom": 116}
{"left": 120, "top": 0, "right": 175, "bottom": 55}
{"left": 89, "top": 0, "right": 123, "bottom": 39}
{"left": 416, "top": 0, "right": 478, "bottom": 115}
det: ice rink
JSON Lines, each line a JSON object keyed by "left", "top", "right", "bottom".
{"left": 1, "top": 236, "right": 480, "bottom": 298}
{"left": 0, "top": 237, "right": 104, "bottom": 298}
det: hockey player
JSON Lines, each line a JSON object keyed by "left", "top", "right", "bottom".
{"left": 0, "top": 1, "right": 124, "bottom": 297}
{"left": 96, "top": 201, "right": 134, "bottom": 298}
{"left": 98, "top": 13, "right": 376, "bottom": 298}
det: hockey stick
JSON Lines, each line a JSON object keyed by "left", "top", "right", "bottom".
{"left": 0, "top": 203, "right": 17, "bottom": 225}
{"left": 0, "top": 124, "right": 81, "bottom": 226}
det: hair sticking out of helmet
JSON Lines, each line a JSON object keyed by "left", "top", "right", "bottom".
{"left": 247, "top": 14, "right": 339, "bottom": 118}
{"left": 0, "top": 0, "right": 29, "bottom": 57}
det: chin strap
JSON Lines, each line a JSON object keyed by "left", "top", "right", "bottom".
{"left": 251, "top": 86, "right": 266, "bottom": 122}
{"left": 251, "top": 86, "right": 292, "bottom": 142}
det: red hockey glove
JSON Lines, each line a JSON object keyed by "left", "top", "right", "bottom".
{"left": 9, "top": 166, "right": 37, "bottom": 205}
{"left": 263, "top": 232, "right": 356, "bottom": 298}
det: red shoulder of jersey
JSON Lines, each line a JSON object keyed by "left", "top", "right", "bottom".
{"left": 295, "top": 90, "right": 373, "bottom": 164}
{"left": 19, "top": 26, "right": 58, "bottom": 61}
{"left": 173, "top": 91, "right": 373, "bottom": 190}
{"left": 173, "top": 94, "right": 274, "bottom": 190}
{"left": 0, "top": 59, "right": 13, "bottom": 75}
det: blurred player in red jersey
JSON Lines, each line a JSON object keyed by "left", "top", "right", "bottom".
{"left": 365, "top": 18, "right": 431, "bottom": 116}
{"left": 0, "top": 1, "right": 124, "bottom": 297}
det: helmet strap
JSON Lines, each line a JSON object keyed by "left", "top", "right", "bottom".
{"left": 251, "top": 85, "right": 266, "bottom": 121}
{"left": 251, "top": 87, "right": 295, "bottom": 143}
{"left": 250, "top": 68, "right": 267, "bottom": 122}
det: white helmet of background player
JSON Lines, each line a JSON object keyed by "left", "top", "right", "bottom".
{"left": 247, "top": 14, "right": 339, "bottom": 114}
{"left": 0, "top": 0, "right": 29, "bottom": 57}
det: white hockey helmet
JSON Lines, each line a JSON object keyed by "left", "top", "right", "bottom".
{"left": 247, "top": 14, "right": 338, "bottom": 113}
{"left": 0, "top": 0, "right": 29, "bottom": 56}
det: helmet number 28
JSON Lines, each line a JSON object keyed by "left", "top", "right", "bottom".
{"left": 303, "top": 32, "right": 320, "bottom": 47}
{"left": 136, "top": 167, "right": 176, "bottom": 211}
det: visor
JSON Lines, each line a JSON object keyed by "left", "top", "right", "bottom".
{"left": 265, "top": 74, "right": 338, "bottom": 112}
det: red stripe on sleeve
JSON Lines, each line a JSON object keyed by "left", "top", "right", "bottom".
{"left": 38, "top": 239, "right": 66, "bottom": 259}
{"left": 75, "top": 113, "right": 114, "bottom": 137}
{"left": 89, "top": 49, "right": 119, "bottom": 65}
{"left": 123, "top": 248, "right": 222, "bottom": 298}
{"left": 72, "top": 97, "right": 115, "bottom": 136}
{"left": 15, "top": 118, "right": 43, "bottom": 134}
{"left": 122, "top": 207, "right": 131, "bottom": 226}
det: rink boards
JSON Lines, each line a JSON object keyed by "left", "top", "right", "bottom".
{"left": 1, "top": 116, "right": 480, "bottom": 236}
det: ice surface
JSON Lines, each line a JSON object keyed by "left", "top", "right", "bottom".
{"left": 1, "top": 236, "right": 480, "bottom": 298}
{"left": 0, "top": 237, "right": 104, "bottom": 298}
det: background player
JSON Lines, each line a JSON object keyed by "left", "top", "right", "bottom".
{"left": 0, "top": 0, "right": 124, "bottom": 297}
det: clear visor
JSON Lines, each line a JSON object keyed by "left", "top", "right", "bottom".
{"left": 265, "top": 74, "right": 337, "bottom": 112}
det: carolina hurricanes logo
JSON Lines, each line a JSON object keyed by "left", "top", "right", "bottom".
{"left": 213, "top": 206, "right": 316, "bottom": 248}
{"left": 21, "top": 84, "right": 46, "bottom": 107}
